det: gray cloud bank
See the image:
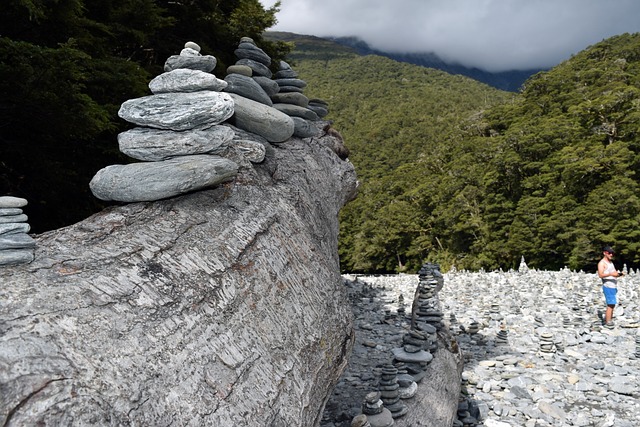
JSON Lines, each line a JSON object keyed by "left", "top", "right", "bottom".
{"left": 260, "top": 0, "right": 640, "bottom": 72}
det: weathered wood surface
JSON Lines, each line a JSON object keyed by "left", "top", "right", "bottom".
{"left": 396, "top": 333, "right": 464, "bottom": 427}
{"left": 0, "top": 131, "right": 358, "bottom": 426}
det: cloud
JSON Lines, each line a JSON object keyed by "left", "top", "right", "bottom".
{"left": 260, "top": 0, "right": 640, "bottom": 72}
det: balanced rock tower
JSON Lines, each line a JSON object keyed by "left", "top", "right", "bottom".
{"left": 0, "top": 196, "right": 35, "bottom": 266}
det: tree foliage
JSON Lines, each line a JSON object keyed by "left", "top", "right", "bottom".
{"left": 1, "top": 0, "right": 288, "bottom": 232}
{"left": 290, "top": 32, "right": 640, "bottom": 273}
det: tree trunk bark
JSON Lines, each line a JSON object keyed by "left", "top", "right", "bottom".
{"left": 0, "top": 132, "right": 358, "bottom": 426}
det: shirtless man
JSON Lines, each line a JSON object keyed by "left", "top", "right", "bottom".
{"left": 598, "top": 246, "right": 623, "bottom": 328}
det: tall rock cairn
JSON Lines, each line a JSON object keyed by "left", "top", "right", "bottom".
{"left": 90, "top": 42, "right": 239, "bottom": 202}
{"left": 224, "top": 37, "right": 329, "bottom": 139}
{"left": 0, "top": 196, "right": 35, "bottom": 266}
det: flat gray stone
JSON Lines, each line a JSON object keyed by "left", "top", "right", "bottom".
{"left": 0, "top": 208, "right": 22, "bottom": 216}
{"left": 0, "top": 223, "right": 30, "bottom": 236}
{"left": 271, "top": 92, "right": 309, "bottom": 107}
{"left": 0, "top": 214, "right": 28, "bottom": 224}
{"left": 0, "top": 196, "right": 27, "bottom": 208}
{"left": 292, "top": 117, "right": 321, "bottom": 138}
{"left": 228, "top": 94, "right": 294, "bottom": 143}
{"left": 224, "top": 74, "right": 273, "bottom": 106}
{"left": 234, "top": 47, "right": 271, "bottom": 66}
{"left": 227, "top": 65, "right": 252, "bottom": 76}
{"left": 276, "top": 78, "right": 307, "bottom": 89}
{"left": 0, "top": 248, "right": 34, "bottom": 266}
{"left": 118, "top": 91, "right": 234, "bottom": 131}
{"left": 118, "top": 126, "right": 235, "bottom": 161}
{"left": 277, "top": 85, "right": 304, "bottom": 93}
{"left": 90, "top": 155, "right": 238, "bottom": 202}
{"left": 307, "top": 104, "right": 329, "bottom": 118}
{"left": 273, "top": 104, "right": 319, "bottom": 121}
{"left": 236, "top": 58, "right": 272, "bottom": 78}
{"left": 274, "top": 69, "right": 298, "bottom": 79}
{"left": 391, "top": 347, "right": 433, "bottom": 364}
{"left": 164, "top": 54, "right": 216, "bottom": 72}
{"left": 0, "top": 233, "right": 36, "bottom": 250}
{"left": 149, "top": 69, "right": 227, "bottom": 94}
{"left": 253, "top": 76, "right": 280, "bottom": 97}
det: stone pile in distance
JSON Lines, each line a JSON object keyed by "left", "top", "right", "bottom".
{"left": 90, "top": 38, "right": 330, "bottom": 203}
{"left": 0, "top": 196, "right": 35, "bottom": 267}
{"left": 353, "top": 263, "right": 446, "bottom": 427}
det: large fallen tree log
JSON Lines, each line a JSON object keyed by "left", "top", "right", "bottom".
{"left": 0, "top": 131, "right": 358, "bottom": 426}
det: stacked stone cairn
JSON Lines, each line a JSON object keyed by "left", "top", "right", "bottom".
{"left": 360, "top": 392, "right": 394, "bottom": 427}
{"left": 411, "top": 263, "right": 445, "bottom": 331}
{"left": 635, "top": 333, "right": 640, "bottom": 359}
{"left": 224, "top": 37, "right": 328, "bottom": 139}
{"left": 394, "top": 362, "right": 417, "bottom": 399}
{"left": 91, "top": 37, "right": 328, "bottom": 202}
{"left": 495, "top": 323, "right": 508, "bottom": 345}
{"left": 466, "top": 320, "right": 480, "bottom": 335}
{"left": 538, "top": 331, "right": 556, "bottom": 354}
{"left": 0, "top": 196, "right": 35, "bottom": 266}
{"left": 378, "top": 364, "right": 408, "bottom": 419}
{"left": 90, "top": 41, "right": 240, "bottom": 202}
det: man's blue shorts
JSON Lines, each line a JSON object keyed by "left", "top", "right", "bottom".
{"left": 603, "top": 286, "right": 617, "bottom": 305}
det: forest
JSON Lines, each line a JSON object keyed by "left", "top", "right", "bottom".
{"left": 2, "top": 2, "right": 639, "bottom": 274}
{"left": 0, "top": 0, "right": 290, "bottom": 230}
{"left": 284, "top": 32, "right": 640, "bottom": 273}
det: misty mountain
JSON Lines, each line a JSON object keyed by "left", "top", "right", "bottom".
{"left": 329, "top": 36, "right": 543, "bottom": 92}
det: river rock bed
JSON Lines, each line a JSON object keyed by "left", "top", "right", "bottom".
{"left": 322, "top": 268, "right": 640, "bottom": 427}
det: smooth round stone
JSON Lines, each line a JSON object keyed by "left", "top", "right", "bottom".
{"left": 0, "top": 196, "right": 27, "bottom": 208}
{"left": 351, "top": 414, "right": 370, "bottom": 427}
{"left": 403, "top": 344, "right": 422, "bottom": 354}
{"left": 398, "top": 382, "right": 417, "bottom": 399}
{"left": 227, "top": 64, "right": 252, "bottom": 76}
{"left": 228, "top": 93, "right": 294, "bottom": 143}
{"left": 364, "top": 408, "right": 394, "bottom": 427}
{"left": 184, "top": 41, "right": 201, "bottom": 52}
{"left": 0, "top": 233, "right": 36, "bottom": 250}
{"left": 271, "top": 92, "right": 309, "bottom": 107}
{"left": 236, "top": 58, "right": 272, "bottom": 78}
{"left": 307, "top": 104, "right": 329, "bottom": 118}
{"left": 277, "top": 85, "right": 304, "bottom": 93}
{"left": 224, "top": 74, "right": 273, "bottom": 106}
{"left": 253, "top": 76, "right": 280, "bottom": 97}
{"left": 118, "top": 126, "right": 235, "bottom": 161}
{"left": 89, "top": 155, "right": 238, "bottom": 202}
{"left": 118, "top": 91, "right": 234, "bottom": 131}
{"left": 149, "top": 69, "right": 227, "bottom": 94}
{"left": 276, "top": 78, "right": 307, "bottom": 88}
{"left": 275, "top": 69, "right": 298, "bottom": 79}
{"left": 0, "top": 208, "right": 22, "bottom": 216}
{"left": 364, "top": 392, "right": 381, "bottom": 404}
{"left": 0, "top": 248, "right": 35, "bottom": 266}
{"left": 479, "top": 360, "right": 497, "bottom": 367}
{"left": 180, "top": 47, "right": 200, "bottom": 56}
{"left": 164, "top": 54, "right": 217, "bottom": 72}
{"left": 392, "top": 347, "right": 433, "bottom": 364}
{"left": 0, "top": 214, "right": 28, "bottom": 224}
{"left": 291, "top": 117, "right": 321, "bottom": 138}
{"left": 234, "top": 47, "right": 271, "bottom": 66}
{"left": 273, "top": 104, "right": 319, "bottom": 121}
{"left": 0, "top": 223, "right": 30, "bottom": 235}
{"left": 309, "top": 98, "right": 328, "bottom": 107}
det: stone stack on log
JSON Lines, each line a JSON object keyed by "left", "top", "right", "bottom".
{"left": 222, "top": 37, "right": 295, "bottom": 142}
{"left": 271, "top": 60, "right": 327, "bottom": 138}
{"left": 90, "top": 41, "right": 240, "bottom": 202}
{"left": 0, "top": 196, "right": 35, "bottom": 267}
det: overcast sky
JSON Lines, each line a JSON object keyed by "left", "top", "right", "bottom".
{"left": 258, "top": 0, "right": 640, "bottom": 72}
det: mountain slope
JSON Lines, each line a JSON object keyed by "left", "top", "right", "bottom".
{"left": 278, "top": 31, "right": 640, "bottom": 273}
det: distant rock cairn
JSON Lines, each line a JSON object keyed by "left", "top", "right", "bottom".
{"left": 90, "top": 38, "right": 331, "bottom": 203}
{"left": 0, "top": 196, "right": 35, "bottom": 267}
